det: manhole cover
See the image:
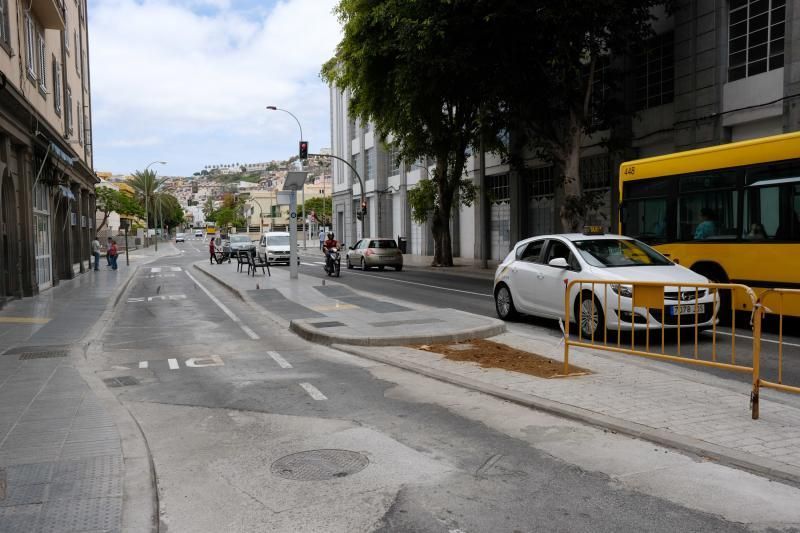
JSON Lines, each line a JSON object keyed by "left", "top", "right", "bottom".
{"left": 103, "top": 376, "right": 139, "bottom": 388}
{"left": 18, "top": 351, "right": 68, "bottom": 360}
{"left": 271, "top": 449, "right": 369, "bottom": 481}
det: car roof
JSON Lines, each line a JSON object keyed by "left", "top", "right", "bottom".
{"left": 515, "top": 233, "right": 633, "bottom": 246}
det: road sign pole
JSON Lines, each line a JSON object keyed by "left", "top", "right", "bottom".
{"left": 289, "top": 189, "right": 298, "bottom": 280}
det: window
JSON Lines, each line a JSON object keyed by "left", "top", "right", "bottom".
{"left": 37, "top": 29, "right": 46, "bottom": 93}
{"left": 74, "top": 30, "right": 79, "bottom": 72}
{"left": 728, "top": 0, "right": 785, "bottom": 81}
{"left": 64, "top": 11, "right": 69, "bottom": 52}
{"left": 24, "top": 13, "right": 36, "bottom": 80}
{"left": 388, "top": 144, "right": 401, "bottom": 176}
{"left": 77, "top": 101, "right": 83, "bottom": 144}
{"left": 678, "top": 171, "right": 739, "bottom": 240}
{"left": 624, "top": 198, "right": 668, "bottom": 241}
{"left": 544, "top": 240, "right": 581, "bottom": 270}
{"left": 580, "top": 155, "right": 611, "bottom": 191}
{"left": 634, "top": 32, "right": 674, "bottom": 110}
{"left": 744, "top": 162, "right": 800, "bottom": 241}
{"left": 0, "top": 0, "right": 10, "bottom": 48}
{"left": 516, "top": 240, "right": 544, "bottom": 263}
{"left": 488, "top": 173, "right": 510, "bottom": 203}
{"left": 53, "top": 58, "right": 62, "bottom": 114}
{"left": 365, "top": 148, "right": 375, "bottom": 181}
{"left": 66, "top": 86, "right": 73, "bottom": 135}
{"left": 573, "top": 239, "right": 671, "bottom": 267}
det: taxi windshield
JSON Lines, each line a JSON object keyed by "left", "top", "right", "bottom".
{"left": 573, "top": 239, "right": 672, "bottom": 267}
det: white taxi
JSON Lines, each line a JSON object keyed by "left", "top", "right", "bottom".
{"left": 493, "top": 229, "right": 719, "bottom": 337}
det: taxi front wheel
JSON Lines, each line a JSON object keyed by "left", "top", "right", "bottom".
{"left": 495, "top": 284, "right": 518, "bottom": 321}
{"left": 575, "top": 293, "right": 605, "bottom": 339}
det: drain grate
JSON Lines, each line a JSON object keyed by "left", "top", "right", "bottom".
{"left": 309, "top": 321, "right": 346, "bottom": 329}
{"left": 271, "top": 449, "right": 369, "bottom": 481}
{"left": 4, "top": 345, "right": 69, "bottom": 356}
{"left": 103, "top": 376, "right": 139, "bottom": 388}
{"left": 18, "top": 350, "right": 68, "bottom": 360}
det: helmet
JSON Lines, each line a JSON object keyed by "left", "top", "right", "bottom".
{"left": 327, "top": 232, "right": 334, "bottom": 239}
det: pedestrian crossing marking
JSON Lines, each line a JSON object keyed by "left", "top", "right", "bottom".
{"left": 148, "top": 266, "right": 182, "bottom": 273}
{"left": 146, "top": 294, "right": 187, "bottom": 302}
{"left": 150, "top": 267, "right": 161, "bottom": 273}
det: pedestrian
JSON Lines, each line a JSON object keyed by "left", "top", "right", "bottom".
{"left": 106, "top": 237, "right": 113, "bottom": 266}
{"left": 109, "top": 240, "right": 119, "bottom": 270}
{"left": 209, "top": 236, "right": 216, "bottom": 264}
{"left": 319, "top": 228, "right": 325, "bottom": 251}
{"left": 91, "top": 235, "right": 101, "bottom": 271}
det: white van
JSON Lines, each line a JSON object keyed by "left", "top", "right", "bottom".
{"left": 257, "top": 231, "right": 293, "bottom": 264}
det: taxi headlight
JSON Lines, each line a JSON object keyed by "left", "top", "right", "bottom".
{"left": 611, "top": 284, "right": 633, "bottom": 298}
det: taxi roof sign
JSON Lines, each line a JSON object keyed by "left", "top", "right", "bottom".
{"left": 583, "top": 225, "right": 604, "bottom": 235}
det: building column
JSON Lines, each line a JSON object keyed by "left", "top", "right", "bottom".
{"left": 17, "top": 147, "right": 37, "bottom": 296}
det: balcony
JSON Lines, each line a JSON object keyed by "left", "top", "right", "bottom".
{"left": 32, "top": 0, "right": 65, "bottom": 30}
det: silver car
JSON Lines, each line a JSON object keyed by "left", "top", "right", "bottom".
{"left": 346, "top": 238, "right": 403, "bottom": 271}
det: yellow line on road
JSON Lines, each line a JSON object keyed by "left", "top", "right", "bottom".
{"left": 0, "top": 317, "right": 51, "bottom": 324}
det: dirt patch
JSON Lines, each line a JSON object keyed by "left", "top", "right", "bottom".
{"left": 411, "top": 339, "right": 589, "bottom": 379}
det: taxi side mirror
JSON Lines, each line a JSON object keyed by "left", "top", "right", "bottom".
{"left": 548, "top": 257, "right": 569, "bottom": 269}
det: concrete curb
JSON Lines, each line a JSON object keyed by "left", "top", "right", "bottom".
{"left": 334, "top": 344, "right": 800, "bottom": 487}
{"left": 290, "top": 316, "right": 506, "bottom": 346}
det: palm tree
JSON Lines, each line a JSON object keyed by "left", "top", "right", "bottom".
{"left": 127, "top": 169, "right": 167, "bottom": 228}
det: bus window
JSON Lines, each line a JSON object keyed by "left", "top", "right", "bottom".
{"left": 624, "top": 198, "right": 667, "bottom": 240}
{"left": 743, "top": 185, "right": 780, "bottom": 240}
{"left": 678, "top": 172, "right": 738, "bottom": 240}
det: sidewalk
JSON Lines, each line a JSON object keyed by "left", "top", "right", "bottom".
{"left": 198, "top": 258, "right": 800, "bottom": 485}
{"left": 0, "top": 243, "right": 176, "bottom": 532}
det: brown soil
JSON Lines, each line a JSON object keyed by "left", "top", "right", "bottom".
{"left": 411, "top": 339, "right": 589, "bottom": 379}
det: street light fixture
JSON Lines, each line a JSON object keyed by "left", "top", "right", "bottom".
{"left": 143, "top": 160, "right": 167, "bottom": 248}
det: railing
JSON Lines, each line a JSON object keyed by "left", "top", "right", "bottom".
{"left": 756, "top": 289, "right": 800, "bottom": 404}
{"left": 563, "top": 279, "right": 767, "bottom": 418}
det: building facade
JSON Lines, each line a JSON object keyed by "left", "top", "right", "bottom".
{"left": 0, "top": 0, "right": 94, "bottom": 306}
{"left": 330, "top": 0, "right": 800, "bottom": 262}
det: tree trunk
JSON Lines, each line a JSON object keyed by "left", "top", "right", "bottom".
{"left": 559, "top": 111, "right": 584, "bottom": 232}
{"left": 97, "top": 213, "right": 109, "bottom": 232}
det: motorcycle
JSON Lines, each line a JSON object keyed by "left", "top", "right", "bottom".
{"left": 324, "top": 248, "right": 341, "bottom": 277}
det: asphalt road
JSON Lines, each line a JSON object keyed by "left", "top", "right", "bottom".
{"left": 88, "top": 242, "right": 800, "bottom": 531}
{"left": 291, "top": 249, "right": 800, "bottom": 394}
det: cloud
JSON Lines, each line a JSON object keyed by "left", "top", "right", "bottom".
{"left": 89, "top": 0, "right": 341, "bottom": 175}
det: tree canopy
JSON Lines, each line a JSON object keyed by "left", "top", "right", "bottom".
{"left": 95, "top": 186, "right": 144, "bottom": 231}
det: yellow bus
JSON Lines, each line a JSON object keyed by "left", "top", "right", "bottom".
{"left": 619, "top": 131, "right": 800, "bottom": 315}
{"left": 205, "top": 222, "right": 217, "bottom": 235}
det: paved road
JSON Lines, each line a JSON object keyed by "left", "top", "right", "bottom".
{"left": 89, "top": 243, "right": 800, "bottom": 531}
{"left": 289, "top": 249, "right": 800, "bottom": 393}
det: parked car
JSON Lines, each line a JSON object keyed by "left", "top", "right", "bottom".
{"left": 257, "top": 231, "right": 296, "bottom": 265}
{"left": 492, "top": 230, "right": 718, "bottom": 338}
{"left": 194, "top": 229, "right": 204, "bottom": 238}
{"left": 346, "top": 238, "right": 403, "bottom": 271}
{"left": 228, "top": 234, "right": 255, "bottom": 254}
{"left": 175, "top": 233, "right": 185, "bottom": 243}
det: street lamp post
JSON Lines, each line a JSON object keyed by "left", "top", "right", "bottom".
{"left": 143, "top": 160, "right": 166, "bottom": 248}
{"left": 266, "top": 105, "right": 307, "bottom": 249}
{"left": 309, "top": 153, "right": 366, "bottom": 239}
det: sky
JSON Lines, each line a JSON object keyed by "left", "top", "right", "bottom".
{"left": 88, "top": 0, "right": 341, "bottom": 177}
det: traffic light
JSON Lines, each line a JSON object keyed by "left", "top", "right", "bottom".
{"left": 299, "top": 141, "right": 308, "bottom": 159}
{"left": 361, "top": 200, "right": 367, "bottom": 216}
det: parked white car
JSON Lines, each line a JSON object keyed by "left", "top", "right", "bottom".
{"left": 493, "top": 231, "right": 719, "bottom": 337}
{"left": 257, "top": 231, "right": 296, "bottom": 265}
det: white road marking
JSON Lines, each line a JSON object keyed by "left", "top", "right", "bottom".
{"left": 168, "top": 358, "right": 179, "bottom": 370}
{"left": 150, "top": 267, "right": 161, "bottom": 273}
{"left": 146, "top": 294, "right": 186, "bottom": 302}
{"left": 170, "top": 266, "right": 182, "bottom": 272}
{"left": 707, "top": 330, "right": 800, "bottom": 348}
{"left": 341, "top": 270, "right": 493, "bottom": 298}
{"left": 139, "top": 361, "right": 149, "bottom": 369}
{"left": 301, "top": 262, "right": 317, "bottom": 266}
{"left": 313, "top": 261, "right": 326, "bottom": 265}
{"left": 185, "top": 355, "right": 224, "bottom": 367}
{"left": 299, "top": 382, "right": 327, "bottom": 400}
{"left": 184, "top": 270, "right": 261, "bottom": 340}
{"left": 146, "top": 273, "right": 176, "bottom": 278}
{"left": 267, "top": 351, "right": 292, "bottom": 368}
{"left": 127, "top": 297, "right": 145, "bottom": 303}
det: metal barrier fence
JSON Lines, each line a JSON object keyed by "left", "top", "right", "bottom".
{"left": 563, "top": 279, "right": 771, "bottom": 418}
{"left": 756, "top": 290, "right": 800, "bottom": 406}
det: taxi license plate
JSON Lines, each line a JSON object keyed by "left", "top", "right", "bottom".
{"left": 670, "top": 304, "right": 705, "bottom": 316}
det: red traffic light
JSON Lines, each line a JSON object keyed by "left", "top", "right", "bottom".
{"left": 299, "top": 141, "right": 308, "bottom": 159}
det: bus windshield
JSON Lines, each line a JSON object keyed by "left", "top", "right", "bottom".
{"left": 573, "top": 239, "right": 672, "bottom": 267}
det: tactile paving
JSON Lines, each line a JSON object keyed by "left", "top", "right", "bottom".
{"left": 37, "top": 496, "right": 121, "bottom": 532}
{"left": 0, "top": 482, "right": 46, "bottom": 506}
{"left": 53, "top": 455, "right": 122, "bottom": 482}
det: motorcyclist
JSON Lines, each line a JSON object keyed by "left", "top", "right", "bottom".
{"left": 323, "top": 232, "right": 339, "bottom": 270}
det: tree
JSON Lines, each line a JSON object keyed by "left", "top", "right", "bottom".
{"left": 302, "top": 197, "right": 332, "bottom": 226}
{"left": 323, "top": 0, "right": 493, "bottom": 266}
{"left": 490, "top": 0, "right": 667, "bottom": 231}
{"left": 95, "top": 186, "right": 144, "bottom": 231}
{"left": 127, "top": 169, "right": 167, "bottom": 227}
{"left": 155, "top": 193, "right": 185, "bottom": 229}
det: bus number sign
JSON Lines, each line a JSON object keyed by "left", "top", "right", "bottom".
{"left": 623, "top": 166, "right": 635, "bottom": 176}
